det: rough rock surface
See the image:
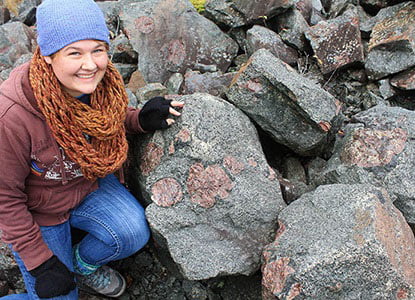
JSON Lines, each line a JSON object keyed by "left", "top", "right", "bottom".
{"left": 226, "top": 49, "right": 340, "bottom": 156}
{"left": 305, "top": 10, "right": 364, "bottom": 74}
{"left": 246, "top": 25, "right": 299, "bottom": 66}
{"left": 262, "top": 184, "right": 415, "bottom": 299}
{"left": 119, "top": 0, "right": 239, "bottom": 84}
{"left": 0, "top": 235, "right": 24, "bottom": 295}
{"left": 391, "top": 67, "right": 415, "bottom": 90}
{"left": 314, "top": 105, "right": 415, "bottom": 225}
{"left": 130, "top": 93, "right": 285, "bottom": 280}
{"left": 182, "top": 70, "right": 235, "bottom": 97}
{"left": 365, "top": 1, "right": 415, "bottom": 80}
{"left": 204, "top": 0, "right": 294, "bottom": 28}
{"left": 0, "top": 21, "right": 35, "bottom": 72}
{"left": 276, "top": 7, "right": 310, "bottom": 51}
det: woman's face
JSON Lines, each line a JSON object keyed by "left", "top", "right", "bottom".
{"left": 44, "top": 40, "right": 109, "bottom": 97}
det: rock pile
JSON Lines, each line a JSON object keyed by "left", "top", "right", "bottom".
{"left": 0, "top": 0, "right": 414, "bottom": 299}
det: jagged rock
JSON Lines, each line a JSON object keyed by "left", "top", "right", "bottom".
{"left": 119, "top": 0, "right": 239, "bottom": 84}
{"left": 0, "top": 21, "right": 35, "bottom": 72}
{"left": 293, "top": 0, "right": 325, "bottom": 25}
{"left": 136, "top": 83, "right": 168, "bottom": 102}
{"left": 326, "top": 0, "right": 354, "bottom": 17}
{"left": 281, "top": 156, "right": 307, "bottom": 183}
{"left": 305, "top": 156, "right": 327, "bottom": 183}
{"left": 276, "top": 7, "right": 310, "bottom": 51}
{"left": 293, "top": 0, "right": 314, "bottom": 22}
{"left": 356, "top": 5, "right": 377, "bottom": 39}
{"left": 305, "top": 10, "right": 364, "bottom": 74}
{"left": 360, "top": 0, "right": 408, "bottom": 14}
{"left": 228, "top": 27, "right": 248, "bottom": 54}
{"left": 378, "top": 78, "right": 397, "bottom": 99}
{"left": 182, "top": 70, "right": 235, "bottom": 97}
{"left": 226, "top": 49, "right": 340, "bottom": 156}
{"left": 130, "top": 93, "right": 285, "bottom": 280}
{"left": 109, "top": 33, "right": 138, "bottom": 64}
{"left": 262, "top": 184, "right": 415, "bottom": 299}
{"left": 246, "top": 25, "right": 298, "bottom": 66}
{"left": 280, "top": 156, "right": 313, "bottom": 203}
{"left": 313, "top": 105, "right": 415, "bottom": 225}
{"left": 0, "top": 7, "right": 10, "bottom": 25}
{"left": 166, "top": 73, "right": 184, "bottom": 94}
{"left": 390, "top": 68, "right": 415, "bottom": 90}
{"left": 126, "top": 88, "right": 138, "bottom": 108}
{"left": 127, "top": 70, "right": 147, "bottom": 94}
{"left": 96, "top": 1, "right": 124, "bottom": 36}
{"left": 114, "top": 63, "right": 136, "bottom": 82}
{"left": 0, "top": 238, "right": 24, "bottom": 295}
{"left": 4, "top": 0, "right": 40, "bottom": 25}
{"left": 365, "top": 1, "right": 415, "bottom": 80}
{"left": 204, "top": 0, "right": 294, "bottom": 28}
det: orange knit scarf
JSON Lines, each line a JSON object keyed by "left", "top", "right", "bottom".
{"left": 29, "top": 47, "right": 129, "bottom": 180}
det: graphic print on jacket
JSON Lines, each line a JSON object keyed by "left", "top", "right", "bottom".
{"left": 30, "top": 146, "right": 83, "bottom": 180}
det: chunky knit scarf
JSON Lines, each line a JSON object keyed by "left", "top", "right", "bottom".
{"left": 29, "top": 47, "right": 129, "bottom": 180}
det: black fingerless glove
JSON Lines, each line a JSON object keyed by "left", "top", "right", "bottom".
{"left": 138, "top": 96, "right": 172, "bottom": 131}
{"left": 29, "top": 255, "right": 76, "bottom": 298}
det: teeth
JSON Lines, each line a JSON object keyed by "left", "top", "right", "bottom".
{"left": 77, "top": 74, "right": 94, "bottom": 78}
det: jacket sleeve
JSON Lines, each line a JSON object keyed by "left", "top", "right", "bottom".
{"left": 125, "top": 107, "right": 147, "bottom": 134}
{"left": 0, "top": 120, "right": 53, "bottom": 271}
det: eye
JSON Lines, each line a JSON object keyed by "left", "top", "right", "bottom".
{"left": 93, "top": 48, "right": 106, "bottom": 54}
{"left": 68, "top": 51, "right": 81, "bottom": 56}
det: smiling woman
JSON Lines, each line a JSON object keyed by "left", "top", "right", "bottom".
{"left": 0, "top": 0, "right": 183, "bottom": 299}
{"left": 43, "top": 41, "right": 109, "bottom": 97}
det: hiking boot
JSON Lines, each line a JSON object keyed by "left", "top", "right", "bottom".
{"left": 76, "top": 265, "right": 126, "bottom": 298}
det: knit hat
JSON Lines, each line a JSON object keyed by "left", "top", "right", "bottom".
{"left": 36, "top": 0, "right": 110, "bottom": 56}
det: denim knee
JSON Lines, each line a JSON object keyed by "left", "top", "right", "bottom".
{"left": 117, "top": 213, "right": 151, "bottom": 257}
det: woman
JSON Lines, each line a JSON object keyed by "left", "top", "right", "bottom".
{"left": 0, "top": 0, "right": 183, "bottom": 298}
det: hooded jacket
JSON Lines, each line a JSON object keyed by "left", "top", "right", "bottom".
{"left": 0, "top": 62, "right": 145, "bottom": 270}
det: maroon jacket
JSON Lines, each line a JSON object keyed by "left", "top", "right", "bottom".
{"left": 0, "top": 62, "right": 144, "bottom": 270}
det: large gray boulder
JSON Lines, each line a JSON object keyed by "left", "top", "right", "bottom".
{"left": 119, "top": 0, "right": 239, "bottom": 84}
{"left": 262, "top": 184, "right": 415, "bottom": 299}
{"left": 226, "top": 49, "right": 340, "bottom": 156}
{"left": 313, "top": 105, "right": 415, "bottom": 225}
{"left": 130, "top": 93, "right": 285, "bottom": 280}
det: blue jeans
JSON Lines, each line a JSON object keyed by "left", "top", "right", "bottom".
{"left": 2, "top": 174, "right": 150, "bottom": 300}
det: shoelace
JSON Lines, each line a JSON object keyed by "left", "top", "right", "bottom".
{"left": 85, "top": 268, "right": 111, "bottom": 289}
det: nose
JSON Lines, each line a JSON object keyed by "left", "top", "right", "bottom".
{"left": 81, "top": 54, "right": 97, "bottom": 70}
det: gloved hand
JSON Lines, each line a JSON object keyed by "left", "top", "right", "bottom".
{"left": 138, "top": 96, "right": 173, "bottom": 131}
{"left": 29, "top": 255, "right": 76, "bottom": 298}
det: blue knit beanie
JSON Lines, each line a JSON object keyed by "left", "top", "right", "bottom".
{"left": 36, "top": 0, "right": 110, "bottom": 56}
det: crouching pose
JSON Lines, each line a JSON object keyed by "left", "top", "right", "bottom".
{"left": 0, "top": 0, "right": 183, "bottom": 298}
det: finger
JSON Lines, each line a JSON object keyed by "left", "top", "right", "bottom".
{"left": 169, "top": 107, "right": 181, "bottom": 116}
{"left": 166, "top": 118, "right": 175, "bottom": 126}
{"left": 170, "top": 101, "right": 184, "bottom": 108}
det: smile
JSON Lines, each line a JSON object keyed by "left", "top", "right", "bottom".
{"left": 77, "top": 73, "right": 95, "bottom": 79}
